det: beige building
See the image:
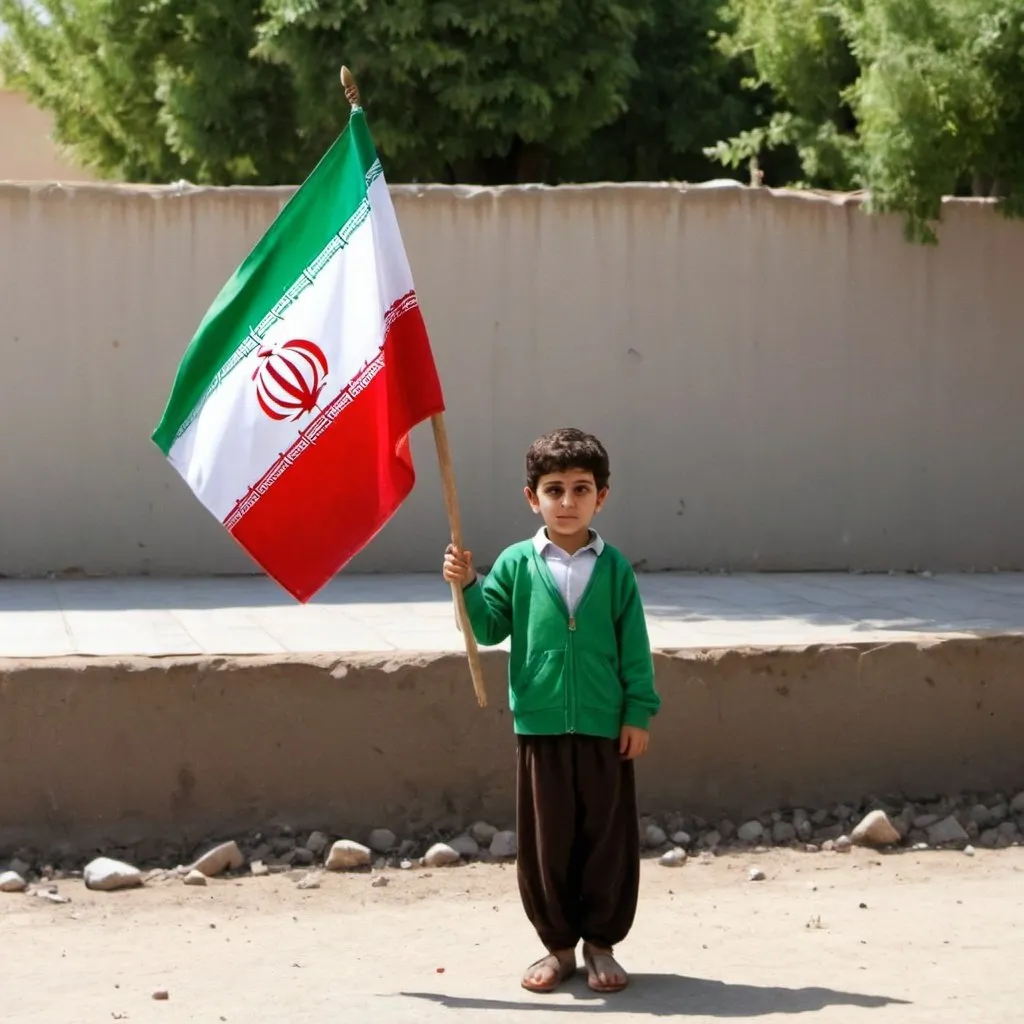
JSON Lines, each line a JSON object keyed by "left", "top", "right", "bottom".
{"left": 0, "top": 87, "right": 97, "bottom": 181}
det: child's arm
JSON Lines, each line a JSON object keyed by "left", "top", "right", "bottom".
{"left": 615, "top": 566, "right": 661, "bottom": 732}
{"left": 442, "top": 544, "right": 514, "bottom": 646}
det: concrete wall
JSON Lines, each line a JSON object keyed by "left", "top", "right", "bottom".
{"left": 0, "top": 90, "right": 97, "bottom": 182}
{"left": 1, "top": 640, "right": 1022, "bottom": 849}
{"left": 2, "top": 180, "right": 1024, "bottom": 577}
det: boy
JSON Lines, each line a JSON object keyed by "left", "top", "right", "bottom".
{"left": 442, "top": 427, "right": 660, "bottom": 994}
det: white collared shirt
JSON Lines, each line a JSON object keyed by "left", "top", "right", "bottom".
{"left": 534, "top": 526, "right": 605, "bottom": 614}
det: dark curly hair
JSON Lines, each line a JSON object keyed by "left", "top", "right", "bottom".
{"left": 525, "top": 428, "right": 610, "bottom": 493}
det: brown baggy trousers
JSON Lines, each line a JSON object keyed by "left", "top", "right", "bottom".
{"left": 516, "top": 734, "right": 640, "bottom": 951}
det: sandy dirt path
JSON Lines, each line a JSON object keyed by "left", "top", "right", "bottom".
{"left": 3, "top": 847, "right": 1022, "bottom": 1023}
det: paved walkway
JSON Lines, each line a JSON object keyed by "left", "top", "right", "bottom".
{"left": 1, "top": 572, "right": 1022, "bottom": 657}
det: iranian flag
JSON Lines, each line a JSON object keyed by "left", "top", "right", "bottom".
{"left": 151, "top": 108, "right": 445, "bottom": 602}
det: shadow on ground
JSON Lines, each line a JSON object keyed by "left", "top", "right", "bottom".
{"left": 400, "top": 973, "right": 909, "bottom": 1016}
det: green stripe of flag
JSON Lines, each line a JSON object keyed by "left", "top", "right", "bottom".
{"left": 151, "top": 109, "right": 379, "bottom": 454}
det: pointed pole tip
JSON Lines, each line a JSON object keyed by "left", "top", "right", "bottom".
{"left": 340, "top": 66, "right": 361, "bottom": 108}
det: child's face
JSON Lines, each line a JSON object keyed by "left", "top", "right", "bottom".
{"left": 525, "top": 468, "right": 608, "bottom": 546}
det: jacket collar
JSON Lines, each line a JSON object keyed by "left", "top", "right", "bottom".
{"left": 533, "top": 526, "right": 605, "bottom": 557}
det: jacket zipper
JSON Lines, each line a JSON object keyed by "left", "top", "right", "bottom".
{"left": 567, "top": 618, "right": 576, "bottom": 732}
{"left": 532, "top": 549, "right": 604, "bottom": 734}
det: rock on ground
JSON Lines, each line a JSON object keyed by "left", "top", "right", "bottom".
{"left": 449, "top": 835, "right": 480, "bottom": 858}
{"left": 469, "top": 822, "right": 498, "bottom": 846}
{"left": 671, "top": 831, "right": 692, "bottom": 847}
{"left": 979, "top": 829, "right": 1000, "bottom": 849}
{"left": 250, "top": 861, "right": 270, "bottom": 877}
{"left": 422, "top": 843, "right": 461, "bottom": 868}
{"left": 660, "top": 848, "right": 687, "bottom": 867}
{"left": 84, "top": 858, "right": 144, "bottom": 892}
{"left": 773, "top": 821, "right": 797, "bottom": 844}
{"left": 305, "top": 831, "right": 330, "bottom": 856}
{"left": 851, "top": 810, "right": 901, "bottom": 847}
{"left": 9, "top": 858, "right": 32, "bottom": 878}
{"left": 183, "top": 869, "right": 207, "bottom": 887}
{"left": 702, "top": 830, "right": 722, "bottom": 851}
{"left": 490, "top": 831, "right": 517, "bottom": 859}
{"left": 190, "top": 841, "right": 244, "bottom": 878}
{"left": 969, "top": 804, "right": 992, "bottom": 828}
{"left": 644, "top": 824, "right": 668, "bottom": 848}
{"left": 325, "top": 841, "right": 372, "bottom": 871}
{"left": 34, "top": 889, "right": 71, "bottom": 905}
{"left": 296, "top": 873, "right": 321, "bottom": 890}
{"left": 0, "top": 871, "right": 27, "bottom": 893}
{"left": 738, "top": 821, "right": 764, "bottom": 844}
{"left": 367, "top": 829, "right": 397, "bottom": 854}
{"left": 927, "top": 816, "right": 970, "bottom": 846}
{"left": 748, "top": 867, "right": 766, "bottom": 881}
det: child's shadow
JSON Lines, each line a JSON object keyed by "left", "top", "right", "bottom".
{"left": 400, "top": 973, "right": 909, "bottom": 1016}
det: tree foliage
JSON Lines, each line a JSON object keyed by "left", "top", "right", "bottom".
{"left": 254, "top": 0, "right": 653, "bottom": 184}
{"left": 0, "top": 0, "right": 756, "bottom": 187}
{"left": 712, "top": 0, "right": 1024, "bottom": 241}
{"left": 0, "top": 0, "right": 303, "bottom": 183}
{"left": 553, "top": 0, "right": 774, "bottom": 184}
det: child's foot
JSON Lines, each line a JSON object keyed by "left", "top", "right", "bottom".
{"left": 582, "top": 943, "right": 629, "bottom": 992}
{"left": 521, "top": 950, "right": 576, "bottom": 993}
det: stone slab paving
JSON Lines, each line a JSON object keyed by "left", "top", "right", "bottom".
{"left": 1, "top": 571, "right": 1023, "bottom": 657}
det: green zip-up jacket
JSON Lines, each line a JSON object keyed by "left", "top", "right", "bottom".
{"left": 462, "top": 539, "right": 660, "bottom": 738}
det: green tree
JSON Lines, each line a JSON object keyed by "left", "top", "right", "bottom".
{"left": 254, "top": 0, "right": 653, "bottom": 184}
{"left": 711, "top": 0, "right": 1024, "bottom": 242}
{"left": 0, "top": 0, "right": 303, "bottom": 183}
{"left": 552, "top": 0, "right": 777, "bottom": 184}
{"left": 1, "top": 0, "right": 656, "bottom": 185}
{"left": 1, "top": 0, "right": 764, "bottom": 188}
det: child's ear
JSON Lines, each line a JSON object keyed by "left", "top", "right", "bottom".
{"left": 595, "top": 486, "right": 610, "bottom": 511}
{"left": 524, "top": 486, "right": 541, "bottom": 513}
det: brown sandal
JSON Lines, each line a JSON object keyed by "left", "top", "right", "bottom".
{"left": 583, "top": 946, "right": 629, "bottom": 993}
{"left": 521, "top": 952, "right": 577, "bottom": 993}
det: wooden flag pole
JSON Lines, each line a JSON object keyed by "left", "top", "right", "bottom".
{"left": 430, "top": 415, "right": 489, "bottom": 709}
{"left": 340, "top": 66, "right": 488, "bottom": 708}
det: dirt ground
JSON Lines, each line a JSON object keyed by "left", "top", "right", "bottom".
{"left": 3, "top": 847, "right": 1022, "bottom": 1023}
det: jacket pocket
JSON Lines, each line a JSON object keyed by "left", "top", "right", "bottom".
{"left": 577, "top": 651, "right": 624, "bottom": 711}
{"left": 512, "top": 649, "right": 566, "bottom": 713}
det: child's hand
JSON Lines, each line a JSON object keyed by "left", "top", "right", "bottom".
{"left": 619, "top": 725, "right": 649, "bottom": 760}
{"left": 442, "top": 544, "right": 477, "bottom": 588}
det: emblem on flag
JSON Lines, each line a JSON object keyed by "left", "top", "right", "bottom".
{"left": 252, "top": 339, "right": 329, "bottom": 422}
